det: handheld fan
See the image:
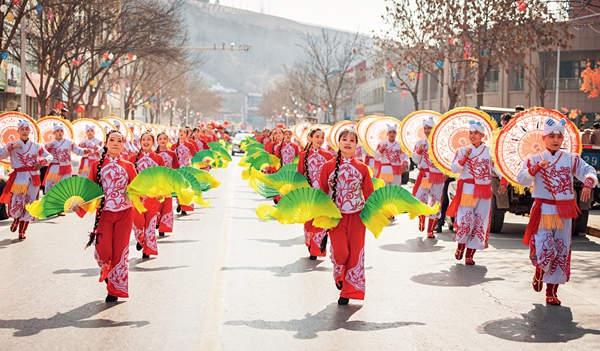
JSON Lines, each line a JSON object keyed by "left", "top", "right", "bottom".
{"left": 127, "top": 166, "right": 194, "bottom": 213}
{"left": 27, "top": 177, "right": 104, "bottom": 219}
{"left": 255, "top": 187, "right": 342, "bottom": 229}
{"left": 360, "top": 185, "right": 439, "bottom": 238}
{"left": 176, "top": 169, "right": 210, "bottom": 207}
{"left": 250, "top": 168, "right": 310, "bottom": 195}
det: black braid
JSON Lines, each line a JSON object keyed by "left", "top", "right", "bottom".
{"left": 277, "top": 139, "right": 284, "bottom": 159}
{"left": 304, "top": 140, "right": 312, "bottom": 152}
{"left": 134, "top": 149, "right": 143, "bottom": 173}
{"left": 303, "top": 145, "right": 312, "bottom": 186}
{"left": 85, "top": 146, "right": 108, "bottom": 249}
{"left": 320, "top": 149, "right": 342, "bottom": 253}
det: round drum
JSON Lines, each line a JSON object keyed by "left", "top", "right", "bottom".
{"left": 72, "top": 119, "right": 106, "bottom": 145}
{"left": 429, "top": 107, "right": 496, "bottom": 176}
{"left": 364, "top": 117, "right": 400, "bottom": 156}
{"left": 399, "top": 110, "right": 442, "bottom": 156}
{"left": 37, "top": 116, "right": 75, "bottom": 144}
{"left": 0, "top": 112, "right": 41, "bottom": 165}
{"left": 493, "top": 107, "right": 581, "bottom": 187}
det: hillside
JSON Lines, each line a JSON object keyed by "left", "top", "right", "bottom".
{"left": 183, "top": 1, "right": 349, "bottom": 93}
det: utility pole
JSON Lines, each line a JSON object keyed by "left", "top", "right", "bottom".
{"left": 20, "top": 18, "right": 26, "bottom": 114}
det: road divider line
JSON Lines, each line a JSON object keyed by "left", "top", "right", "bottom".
{"left": 198, "top": 168, "right": 235, "bottom": 350}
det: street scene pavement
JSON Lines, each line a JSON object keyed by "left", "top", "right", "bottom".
{"left": 2, "top": 157, "right": 600, "bottom": 350}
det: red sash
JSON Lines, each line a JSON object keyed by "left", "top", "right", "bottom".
{"left": 0, "top": 167, "right": 39, "bottom": 204}
{"left": 522, "top": 198, "right": 580, "bottom": 246}
{"left": 376, "top": 162, "right": 401, "bottom": 177}
{"left": 413, "top": 169, "right": 427, "bottom": 196}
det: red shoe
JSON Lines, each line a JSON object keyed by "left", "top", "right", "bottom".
{"left": 532, "top": 267, "right": 544, "bottom": 292}
{"left": 465, "top": 248, "right": 476, "bottom": 265}
{"left": 546, "top": 284, "right": 561, "bottom": 305}
{"left": 10, "top": 218, "right": 20, "bottom": 233}
{"left": 455, "top": 243, "right": 466, "bottom": 260}
{"left": 427, "top": 219, "right": 437, "bottom": 238}
{"left": 18, "top": 221, "right": 29, "bottom": 240}
{"left": 418, "top": 216, "right": 425, "bottom": 232}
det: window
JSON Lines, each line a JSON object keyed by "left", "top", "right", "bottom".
{"left": 513, "top": 65, "right": 524, "bottom": 91}
{"left": 485, "top": 69, "right": 499, "bottom": 92}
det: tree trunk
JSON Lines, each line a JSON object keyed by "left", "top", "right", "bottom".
{"left": 476, "top": 73, "right": 485, "bottom": 107}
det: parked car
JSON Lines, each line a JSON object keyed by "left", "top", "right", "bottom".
{"left": 231, "top": 132, "right": 255, "bottom": 156}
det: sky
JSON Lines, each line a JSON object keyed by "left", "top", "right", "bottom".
{"left": 215, "top": 0, "right": 389, "bottom": 34}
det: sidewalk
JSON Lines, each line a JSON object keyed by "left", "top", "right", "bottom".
{"left": 407, "top": 170, "right": 600, "bottom": 239}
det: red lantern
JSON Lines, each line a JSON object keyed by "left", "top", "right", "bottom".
{"left": 13, "top": 0, "right": 20, "bottom": 5}
{"left": 54, "top": 101, "right": 64, "bottom": 109}
{"left": 401, "top": 91, "right": 407, "bottom": 98}
{"left": 75, "top": 105, "right": 85, "bottom": 113}
{"left": 200, "top": 123, "right": 205, "bottom": 128}
{"left": 223, "top": 120, "right": 230, "bottom": 126}
{"left": 516, "top": 0, "right": 527, "bottom": 12}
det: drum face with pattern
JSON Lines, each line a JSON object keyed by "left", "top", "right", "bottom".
{"left": 37, "top": 116, "right": 75, "bottom": 143}
{"left": 0, "top": 112, "right": 41, "bottom": 165}
{"left": 429, "top": 107, "right": 495, "bottom": 176}
{"left": 292, "top": 122, "right": 311, "bottom": 147}
{"left": 103, "top": 116, "right": 133, "bottom": 141}
{"left": 357, "top": 116, "right": 378, "bottom": 150}
{"left": 364, "top": 117, "right": 401, "bottom": 156}
{"left": 328, "top": 121, "right": 354, "bottom": 151}
{"left": 493, "top": 107, "right": 581, "bottom": 186}
{"left": 399, "top": 110, "right": 442, "bottom": 156}
{"left": 72, "top": 119, "right": 106, "bottom": 145}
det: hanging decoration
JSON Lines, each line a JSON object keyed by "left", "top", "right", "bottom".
{"left": 516, "top": 0, "right": 527, "bottom": 12}
{"left": 35, "top": 5, "right": 43, "bottom": 13}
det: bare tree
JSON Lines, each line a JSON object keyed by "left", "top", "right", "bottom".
{"left": 295, "top": 28, "right": 364, "bottom": 124}
{"left": 377, "top": 0, "right": 572, "bottom": 109}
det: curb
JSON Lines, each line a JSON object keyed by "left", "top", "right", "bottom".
{"left": 588, "top": 226, "right": 600, "bottom": 239}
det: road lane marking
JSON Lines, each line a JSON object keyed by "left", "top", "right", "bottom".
{"left": 198, "top": 168, "right": 235, "bottom": 350}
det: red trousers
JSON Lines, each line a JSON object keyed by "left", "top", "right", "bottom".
{"left": 178, "top": 198, "right": 194, "bottom": 212}
{"left": 329, "top": 212, "right": 366, "bottom": 300}
{"left": 133, "top": 198, "right": 160, "bottom": 256}
{"left": 304, "top": 220, "right": 327, "bottom": 257}
{"left": 94, "top": 208, "right": 133, "bottom": 298}
{"left": 157, "top": 197, "right": 174, "bottom": 233}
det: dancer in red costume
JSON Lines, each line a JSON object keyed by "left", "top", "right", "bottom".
{"left": 517, "top": 118, "right": 597, "bottom": 305}
{"left": 297, "top": 128, "right": 332, "bottom": 260}
{"left": 319, "top": 128, "right": 374, "bottom": 305}
{"left": 130, "top": 131, "right": 166, "bottom": 259}
{"left": 44, "top": 123, "right": 90, "bottom": 192}
{"left": 156, "top": 132, "right": 179, "bottom": 236}
{"left": 78, "top": 124, "right": 103, "bottom": 178}
{"left": 171, "top": 128, "right": 198, "bottom": 215}
{"left": 265, "top": 128, "right": 283, "bottom": 155}
{"left": 447, "top": 120, "right": 507, "bottom": 265}
{"left": 88, "top": 130, "right": 137, "bottom": 302}
{"left": 412, "top": 117, "right": 445, "bottom": 238}
{"left": 273, "top": 129, "right": 300, "bottom": 166}
{"left": 0, "top": 120, "right": 53, "bottom": 239}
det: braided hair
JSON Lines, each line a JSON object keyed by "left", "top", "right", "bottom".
{"left": 85, "top": 130, "right": 121, "bottom": 249}
{"left": 302, "top": 128, "right": 322, "bottom": 185}
{"left": 320, "top": 128, "right": 356, "bottom": 253}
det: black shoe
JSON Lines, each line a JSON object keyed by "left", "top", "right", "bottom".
{"left": 105, "top": 294, "right": 118, "bottom": 303}
{"left": 159, "top": 232, "right": 165, "bottom": 237}
{"left": 436, "top": 225, "right": 443, "bottom": 233}
{"left": 104, "top": 278, "right": 108, "bottom": 284}
{"left": 142, "top": 254, "right": 150, "bottom": 259}
{"left": 335, "top": 281, "right": 343, "bottom": 291}
{"left": 156, "top": 225, "right": 159, "bottom": 229}
{"left": 136, "top": 242, "right": 142, "bottom": 251}
{"left": 338, "top": 297, "right": 349, "bottom": 305}
{"left": 176, "top": 205, "right": 181, "bottom": 213}
{"left": 309, "top": 255, "right": 317, "bottom": 260}
{"left": 273, "top": 199, "right": 279, "bottom": 205}
{"left": 181, "top": 211, "right": 188, "bottom": 216}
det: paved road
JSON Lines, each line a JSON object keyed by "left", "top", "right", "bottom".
{"left": 2, "top": 157, "right": 600, "bottom": 350}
